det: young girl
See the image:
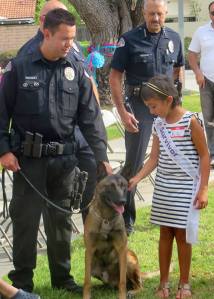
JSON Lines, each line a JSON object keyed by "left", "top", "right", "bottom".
{"left": 129, "top": 75, "right": 210, "bottom": 299}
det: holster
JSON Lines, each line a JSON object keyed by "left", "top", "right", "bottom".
{"left": 125, "top": 84, "right": 141, "bottom": 99}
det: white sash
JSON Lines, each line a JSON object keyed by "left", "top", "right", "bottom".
{"left": 154, "top": 117, "right": 200, "bottom": 244}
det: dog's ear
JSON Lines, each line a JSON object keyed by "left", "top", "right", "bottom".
{"left": 97, "top": 162, "right": 108, "bottom": 182}
{"left": 119, "top": 162, "right": 133, "bottom": 181}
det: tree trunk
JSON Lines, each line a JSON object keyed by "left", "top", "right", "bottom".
{"left": 69, "top": 0, "right": 144, "bottom": 105}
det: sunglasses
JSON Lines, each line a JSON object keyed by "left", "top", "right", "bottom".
{"left": 210, "top": 11, "right": 214, "bottom": 16}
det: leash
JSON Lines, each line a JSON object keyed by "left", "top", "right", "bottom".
{"left": 1, "top": 168, "right": 89, "bottom": 217}
{"left": 1, "top": 168, "right": 9, "bottom": 218}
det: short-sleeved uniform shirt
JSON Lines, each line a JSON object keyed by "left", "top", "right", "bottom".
{"left": 188, "top": 22, "right": 214, "bottom": 83}
{"left": 111, "top": 24, "right": 184, "bottom": 86}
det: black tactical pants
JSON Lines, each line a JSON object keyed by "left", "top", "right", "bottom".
{"left": 123, "top": 95, "right": 153, "bottom": 232}
{"left": 8, "top": 154, "right": 77, "bottom": 292}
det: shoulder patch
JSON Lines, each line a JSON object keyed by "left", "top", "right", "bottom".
{"left": 72, "top": 42, "right": 80, "bottom": 53}
{"left": 117, "top": 37, "right": 125, "bottom": 48}
{"left": 4, "top": 61, "right": 12, "bottom": 73}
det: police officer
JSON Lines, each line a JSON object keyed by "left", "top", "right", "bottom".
{"left": 109, "top": 0, "right": 184, "bottom": 234}
{"left": 17, "top": 0, "right": 98, "bottom": 222}
{"left": 0, "top": 9, "right": 111, "bottom": 294}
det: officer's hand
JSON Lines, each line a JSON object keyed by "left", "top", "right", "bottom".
{"left": 102, "top": 161, "right": 113, "bottom": 175}
{"left": 0, "top": 152, "right": 21, "bottom": 172}
{"left": 195, "top": 71, "right": 205, "bottom": 88}
{"left": 121, "top": 111, "right": 139, "bottom": 133}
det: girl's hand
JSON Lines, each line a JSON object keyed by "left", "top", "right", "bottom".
{"left": 128, "top": 175, "right": 141, "bottom": 191}
{"left": 194, "top": 188, "right": 208, "bottom": 209}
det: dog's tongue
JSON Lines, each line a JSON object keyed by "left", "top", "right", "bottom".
{"left": 112, "top": 203, "right": 124, "bottom": 214}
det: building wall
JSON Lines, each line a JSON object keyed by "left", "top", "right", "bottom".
{"left": 167, "top": 0, "right": 210, "bottom": 21}
{"left": 0, "top": 24, "right": 38, "bottom": 53}
{"left": 167, "top": 21, "right": 208, "bottom": 38}
{"left": 0, "top": 24, "right": 91, "bottom": 53}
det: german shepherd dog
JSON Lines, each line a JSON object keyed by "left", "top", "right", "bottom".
{"left": 83, "top": 165, "right": 142, "bottom": 299}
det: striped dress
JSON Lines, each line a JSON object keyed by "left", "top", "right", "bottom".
{"left": 151, "top": 112, "right": 200, "bottom": 228}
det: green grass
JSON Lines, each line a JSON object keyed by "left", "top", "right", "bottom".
{"left": 106, "top": 124, "right": 122, "bottom": 140}
{"left": 106, "top": 93, "right": 201, "bottom": 140}
{"left": 182, "top": 93, "right": 201, "bottom": 113}
{"left": 16, "top": 183, "right": 213, "bottom": 299}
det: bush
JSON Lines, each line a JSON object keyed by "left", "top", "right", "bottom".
{"left": 0, "top": 50, "right": 17, "bottom": 68}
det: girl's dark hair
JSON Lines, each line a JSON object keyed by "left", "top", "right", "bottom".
{"left": 209, "top": 1, "right": 214, "bottom": 11}
{"left": 43, "top": 8, "right": 76, "bottom": 34}
{"left": 140, "top": 74, "right": 181, "bottom": 108}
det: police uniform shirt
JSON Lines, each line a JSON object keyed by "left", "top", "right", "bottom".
{"left": 111, "top": 24, "right": 184, "bottom": 86}
{"left": 0, "top": 48, "right": 107, "bottom": 161}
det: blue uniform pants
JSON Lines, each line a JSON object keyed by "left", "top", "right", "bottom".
{"left": 123, "top": 95, "right": 153, "bottom": 231}
{"left": 8, "top": 128, "right": 97, "bottom": 291}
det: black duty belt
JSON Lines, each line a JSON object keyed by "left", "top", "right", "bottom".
{"left": 21, "top": 140, "right": 76, "bottom": 158}
{"left": 41, "top": 142, "right": 75, "bottom": 156}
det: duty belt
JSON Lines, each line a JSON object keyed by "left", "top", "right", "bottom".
{"left": 22, "top": 141, "right": 76, "bottom": 158}
{"left": 21, "top": 132, "right": 76, "bottom": 158}
{"left": 41, "top": 142, "right": 75, "bottom": 156}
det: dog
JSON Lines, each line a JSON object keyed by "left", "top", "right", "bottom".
{"left": 83, "top": 165, "right": 143, "bottom": 299}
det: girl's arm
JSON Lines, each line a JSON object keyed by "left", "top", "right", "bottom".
{"left": 129, "top": 135, "right": 159, "bottom": 190}
{"left": 191, "top": 116, "right": 210, "bottom": 209}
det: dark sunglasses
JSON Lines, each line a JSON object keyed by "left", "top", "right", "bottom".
{"left": 210, "top": 11, "right": 214, "bottom": 16}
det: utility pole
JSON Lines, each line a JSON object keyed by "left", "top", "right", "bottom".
{"left": 178, "top": 0, "right": 184, "bottom": 52}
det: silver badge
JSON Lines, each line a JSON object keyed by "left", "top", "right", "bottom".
{"left": 64, "top": 67, "right": 75, "bottom": 81}
{"left": 117, "top": 37, "right": 125, "bottom": 48}
{"left": 168, "top": 40, "right": 174, "bottom": 53}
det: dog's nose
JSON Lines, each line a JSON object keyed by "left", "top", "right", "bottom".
{"left": 118, "top": 197, "right": 127, "bottom": 205}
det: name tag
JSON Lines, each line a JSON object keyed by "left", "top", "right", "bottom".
{"left": 170, "top": 126, "right": 185, "bottom": 138}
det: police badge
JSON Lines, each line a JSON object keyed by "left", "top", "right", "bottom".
{"left": 64, "top": 67, "right": 75, "bottom": 81}
{"left": 168, "top": 40, "right": 174, "bottom": 53}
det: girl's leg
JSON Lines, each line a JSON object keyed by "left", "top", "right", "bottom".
{"left": 156, "top": 226, "right": 174, "bottom": 298}
{"left": 175, "top": 228, "right": 192, "bottom": 298}
{"left": 175, "top": 228, "right": 192, "bottom": 284}
{"left": 159, "top": 226, "right": 174, "bottom": 283}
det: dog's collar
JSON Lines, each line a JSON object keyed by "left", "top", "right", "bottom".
{"left": 93, "top": 209, "right": 118, "bottom": 233}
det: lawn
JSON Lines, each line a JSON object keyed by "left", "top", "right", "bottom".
{"left": 27, "top": 183, "right": 214, "bottom": 299}
{"left": 107, "top": 92, "right": 201, "bottom": 140}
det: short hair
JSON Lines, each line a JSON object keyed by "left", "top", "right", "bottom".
{"left": 141, "top": 75, "right": 180, "bottom": 108}
{"left": 43, "top": 8, "right": 76, "bottom": 34}
{"left": 208, "top": 1, "right": 214, "bottom": 10}
{"left": 143, "top": 0, "right": 167, "bottom": 9}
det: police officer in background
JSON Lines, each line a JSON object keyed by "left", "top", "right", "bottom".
{"left": 0, "top": 8, "right": 111, "bottom": 294}
{"left": 17, "top": 0, "right": 98, "bottom": 222}
{"left": 109, "top": 0, "right": 184, "bottom": 234}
